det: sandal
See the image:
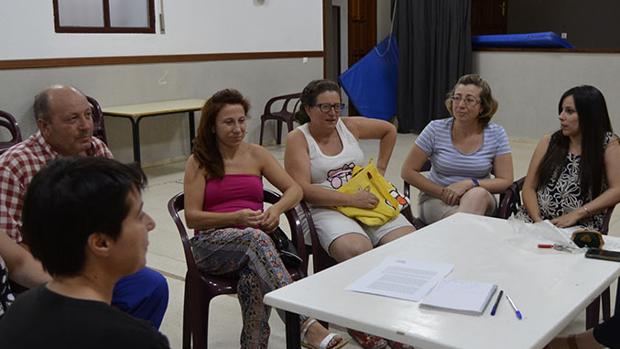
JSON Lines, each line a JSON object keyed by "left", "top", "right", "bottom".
{"left": 301, "top": 319, "right": 349, "bottom": 349}
{"left": 388, "top": 340, "right": 414, "bottom": 349}
{"left": 347, "top": 329, "right": 388, "bottom": 349}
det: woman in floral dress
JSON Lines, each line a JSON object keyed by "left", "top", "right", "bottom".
{"left": 515, "top": 85, "right": 620, "bottom": 230}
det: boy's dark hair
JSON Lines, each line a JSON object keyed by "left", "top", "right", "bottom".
{"left": 22, "top": 157, "right": 147, "bottom": 277}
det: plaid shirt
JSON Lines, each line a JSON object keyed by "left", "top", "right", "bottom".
{"left": 0, "top": 132, "right": 112, "bottom": 242}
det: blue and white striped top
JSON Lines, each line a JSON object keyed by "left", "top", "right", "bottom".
{"left": 415, "top": 118, "right": 511, "bottom": 187}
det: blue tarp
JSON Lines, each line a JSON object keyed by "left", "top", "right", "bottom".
{"left": 472, "top": 32, "right": 574, "bottom": 49}
{"left": 339, "top": 35, "right": 399, "bottom": 120}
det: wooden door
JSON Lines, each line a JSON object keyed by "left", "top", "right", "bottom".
{"left": 324, "top": 4, "right": 342, "bottom": 82}
{"left": 347, "top": 0, "right": 376, "bottom": 115}
{"left": 471, "top": 0, "right": 507, "bottom": 35}
{"left": 348, "top": 0, "right": 376, "bottom": 65}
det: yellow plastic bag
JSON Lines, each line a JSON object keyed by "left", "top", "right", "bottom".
{"left": 335, "top": 161, "right": 409, "bottom": 226}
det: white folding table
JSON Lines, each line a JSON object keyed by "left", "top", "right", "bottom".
{"left": 264, "top": 213, "right": 620, "bottom": 349}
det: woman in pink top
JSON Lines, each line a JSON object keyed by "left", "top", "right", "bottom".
{"left": 184, "top": 89, "right": 347, "bottom": 349}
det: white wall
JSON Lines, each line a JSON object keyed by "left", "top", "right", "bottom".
{"left": 0, "top": 1, "right": 325, "bottom": 165}
{"left": 1, "top": 1, "right": 323, "bottom": 59}
{"left": 0, "top": 58, "right": 323, "bottom": 164}
{"left": 377, "top": 0, "right": 393, "bottom": 42}
{"left": 474, "top": 51, "right": 620, "bottom": 140}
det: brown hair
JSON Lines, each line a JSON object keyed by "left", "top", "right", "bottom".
{"left": 444, "top": 74, "right": 498, "bottom": 126}
{"left": 192, "top": 89, "right": 250, "bottom": 179}
{"left": 295, "top": 79, "right": 341, "bottom": 124}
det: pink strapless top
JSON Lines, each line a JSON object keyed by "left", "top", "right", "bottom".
{"left": 203, "top": 174, "right": 263, "bottom": 213}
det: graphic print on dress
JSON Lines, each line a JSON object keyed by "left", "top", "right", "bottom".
{"left": 386, "top": 187, "right": 410, "bottom": 210}
{"left": 326, "top": 162, "right": 355, "bottom": 189}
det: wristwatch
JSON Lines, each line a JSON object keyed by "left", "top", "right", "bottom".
{"left": 471, "top": 178, "right": 480, "bottom": 187}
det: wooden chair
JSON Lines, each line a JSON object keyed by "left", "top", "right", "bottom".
{"left": 258, "top": 93, "right": 301, "bottom": 146}
{"left": 86, "top": 96, "right": 108, "bottom": 145}
{"left": 167, "top": 189, "right": 307, "bottom": 348}
{"left": 0, "top": 110, "right": 22, "bottom": 154}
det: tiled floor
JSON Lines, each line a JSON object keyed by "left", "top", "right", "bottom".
{"left": 143, "top": 134, "right": 619, "bottom": 348}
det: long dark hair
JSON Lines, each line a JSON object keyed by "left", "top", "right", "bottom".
{"left": 192, "top": 89, "right": 250, "bottom": 179}
{"left": 295, "top": 79, "right": 341, "bottom": 124}
{"left": 536, "top": 85, "right": 613, "bottom": 199}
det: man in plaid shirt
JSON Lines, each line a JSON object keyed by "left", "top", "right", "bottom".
{"left": 0, "top": 85, "right": 168, "bottom": 328}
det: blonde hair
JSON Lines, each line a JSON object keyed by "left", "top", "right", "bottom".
{"left": 444, "top": 74, "right": 498, "bottom": 126}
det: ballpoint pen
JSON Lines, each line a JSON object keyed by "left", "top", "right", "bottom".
{"left": 505, "top": 294, "right": 523, "bottom": 320}
{"left": 490, "top": 289, "right": 503, "bottom": 316}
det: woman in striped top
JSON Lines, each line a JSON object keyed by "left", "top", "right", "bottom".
{"left": 401, "top": 74, "right": 514, "bottom": 225}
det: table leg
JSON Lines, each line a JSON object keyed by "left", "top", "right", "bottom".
{"left": 285, "top": 311, "right": 301, "bottom": 349}
{"left": 616, "top": 277, "right": 620, "bottom": 315}
{"left": 131, "top": 118, "right": 142, "bottom": 165}
{"left": 188, "top": 111, "right": 196, "bottom": 151}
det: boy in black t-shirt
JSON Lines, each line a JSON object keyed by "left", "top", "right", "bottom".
{"left": 0, "top": 157, "right": 169, "bottom": 349}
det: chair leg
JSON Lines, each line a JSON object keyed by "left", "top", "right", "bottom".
{"left": 182, "top": 282, "right": 191, "bottom": 349}
{"left": 286, "top": 120, "right": 295, "bottom": 133}
{"left": 586, "top": 297, "right": 600, "bottom": 330}
{"left": 616, "top": 278, "right": 620, "bottom": 316}
{"left": 259, "top": 119, "right": 266, "bottom": 145}
{"left": 602, "top": 287, "right": 611, "bottom": 321}
{"left": 276, "top": 120, "right": 283, "bottom": 145}
{"left": 187, "top": 275, "right": 212, "bottom": 349}
{"left": 190, "top": 296, "right": 211, "bottom": 349}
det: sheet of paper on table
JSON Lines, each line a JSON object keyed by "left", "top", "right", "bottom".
{"left": 346, "top": 257, "right": 454, "bottom": 302}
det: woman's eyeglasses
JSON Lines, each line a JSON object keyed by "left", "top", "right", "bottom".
{"left": 451, "top": 95, "right": 480, "bottom": 107}
{"left": 314, "top": 103, "right": 346, "bottom": 113}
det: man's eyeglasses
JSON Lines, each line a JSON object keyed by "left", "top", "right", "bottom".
{"left": 451, "top": 95, "right": 480, "bottom": 107}
{"left": 314, "top": 103, "right": 346, "bottom": 113}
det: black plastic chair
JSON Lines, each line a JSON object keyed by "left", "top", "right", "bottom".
{"left": 258, "top": 93, "right": 301, "bottom": 146}
{"left": 305, "top": 203, "right": 339, "bottom": 274}
{"left": 167, "top": 189, "right": 307, "bottom": 348}
{"left": 403, "top": 160, "right": 511, "bottom": 224}
{"left": 402, "top": 160, "right": 431, "bottom": 229}
{"left": 306, "top": 201, "right": 422, "bottom": 274}
{"left": 496, "top": 177, "right": 525, "bottom": 219}
{"left": 0, "top": 110, "right": 23, "bottom": 154}
{"left": 86, "top": 96, "right": 108, "bottom": 145}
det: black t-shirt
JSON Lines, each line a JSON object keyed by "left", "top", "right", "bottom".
{"left": 0, "top": 285, "right": 169, "bottom": 349}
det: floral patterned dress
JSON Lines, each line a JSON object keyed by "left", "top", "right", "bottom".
{"left": 515, "top": 133, "right": 618, "bottom": 231}
{"left": 0, "top": 257, "right": 16, "bottom": 318}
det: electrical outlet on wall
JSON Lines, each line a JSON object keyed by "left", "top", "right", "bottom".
{"left": 561, "top": 32, "right": 567, "bottom": 39}
{"left": 302, "top": 57, "right": 308, "bottom": 64}
{"left": 158, "top": 70, "right": 169, "bottom": 86}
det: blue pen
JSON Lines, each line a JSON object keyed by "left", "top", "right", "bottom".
{"left": 505, "top": 294, "right": 523, "bottom": 320}
{"left": 490, "top": 290, "right": 503, "bottom": 316}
